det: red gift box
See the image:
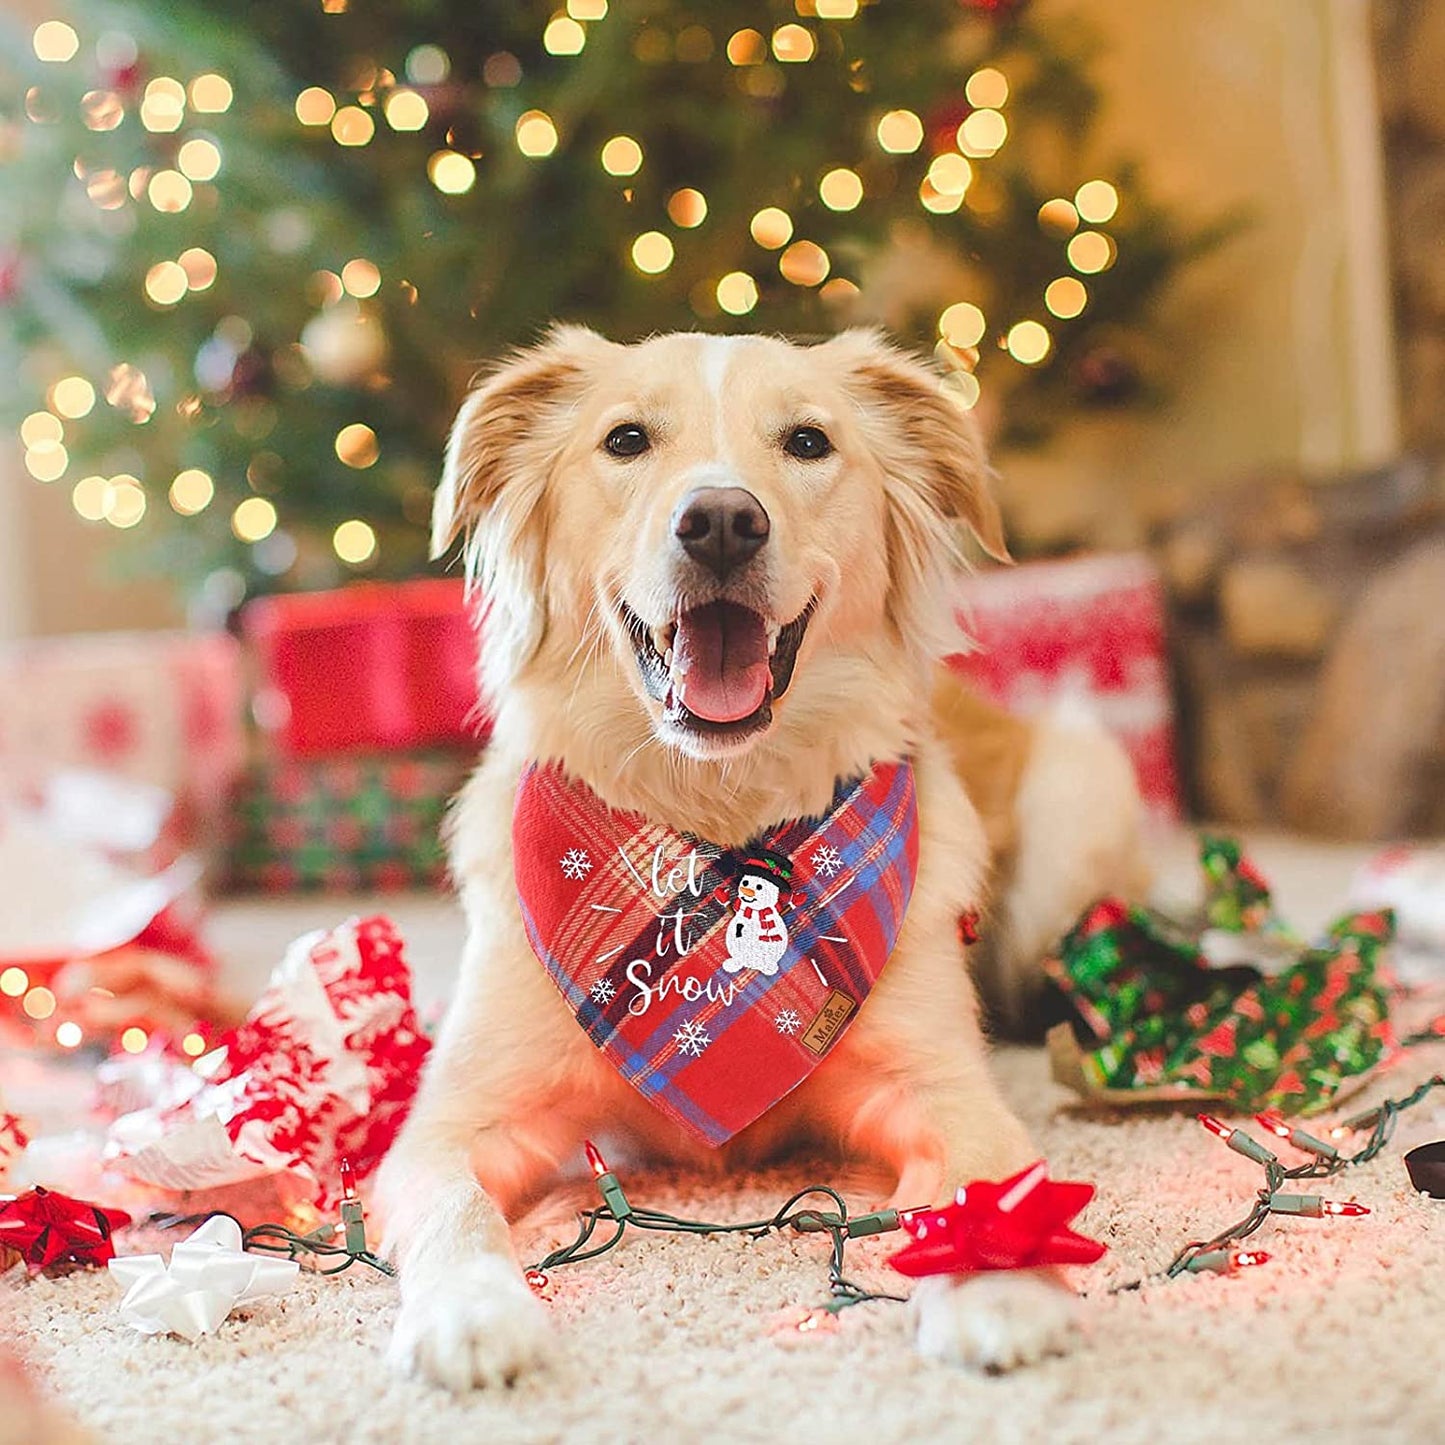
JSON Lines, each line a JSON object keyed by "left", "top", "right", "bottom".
{"left": 243, "top": 580, "right": 487, "bottom": 758}
{"left": 950, "top": 553, "right": 1180, "bottom": 822}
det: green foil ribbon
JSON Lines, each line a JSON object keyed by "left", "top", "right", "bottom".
{"left": 1044, "top": 838, "right": 1398, "bottom": 1116}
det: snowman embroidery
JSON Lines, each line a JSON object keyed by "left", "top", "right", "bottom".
{"left": 720, "top": 848, "right": 800, "bottom": 977}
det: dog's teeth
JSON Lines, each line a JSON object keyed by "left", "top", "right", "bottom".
{"left": 766, "top": 621, "right": 780, "bottom": 655}
{"left": 650, "top": 626, "right": 669, "bottom": 657}
{"left": 663, "top": 646, "right": 674, "bottom": 670}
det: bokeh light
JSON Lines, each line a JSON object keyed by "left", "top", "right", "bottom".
{"left": 385, "top": 89, "right": 428, "bottom": 130}
{"left": 1067, "top": 230, "right": 1116, "bottom": 274}
{"left": 145, "top": 260, "right": 189, "bottom": 305}
{"left": 876, "top": 109, "right": 924, "bottom": 154}
{"left": 772, "top": 24, "right": 815, "bottom": 62}
{"left": 0, "top": 967, "right": 28, "bottom": 996}
{"left": 819, "top": 167, "right": 863, "bottom": 211}
{"left": 716, "top": 271, "right": 758, "bottom": 315}
{"left": 516, "top": 110, "right": 558, "bottom": 156}
{"left": 779, "top": 240, "right": 829, "bottom": 286}
{"left": 600, "top": 135, "right": 643, "bottom": 176}
{"left": 190, "top": 74, "right": 233, "bottom": 113}
{"left": 726, "top": 29, "right": 766, "bottom": 66}
{"left": 544, "top": 16, "right": 586, "bottom": 55}
{"left": 147, "top": 170, "right": 193, "bottom": 212}
{"left": 295, "top": 87, "right": 336, "bottom": 126}
{"left": 331, "top": 106, "right": 375, "bottom": 146}
{"left": 1005, "top": 320, "right": 1052, "bottom": 365}
{"left": 178, "top": 246, "right": 218, "bottom": 290}
{"left": 1075, "top": 180, "right": 1119, "bottom": 224}
{"left": 140, "top": 77, "right": 185, "bottom": 133}
{"left": 170, "top": 468, "right": 215, "bottom": 514}
{"left": 23, "top": 987, "right": 57, "bottom": 1020}
{"left": 938, "top": 302, "right": 987, "bottom": 349}
{"left": 72, "top": 476, "right": 109, "bottom": 520}
{"left": 232, "top": 496, "right": 278, "bottom": 542}
{"left": 631, "top": 231, "right": 674, "bottom": 274}
{"left": 104, "top": 476, "right": 147, "bottom": 528}
{"left": 81, "top": 89, "right": 124, "bottom": 131}
{"left": 335, "top": 423, "right": 380, "bottom": 467}
{"left": 51, "top": 376, "right": 95, "bottom": 418}
{"left": 750, "top": 207, "right": 793, "bottom": 249}
{"left": 958, "top": 109, "right": 1007, "bottom": 157}
{"left": 1038, "top": 198, "right": 1080, "bottom": 235}
{"left": 428, "top": 150, "right": 476, "bottom": 194}
{"left": 965, "top": 67, "right": 1009, "bottom": 109}
{"left": 667, "top": 188, "right": 707, "bottom": 227}
{"left": 1045, "top": 276, "right": 1088, "bottom": 319}
{"left": 333, "top": 518, "right": 378, "bottom": 563}
{"left": 33, "top": 21, "right": 79, "bottom": 62}
{"left": 177, "top": 137, "right": 221, "bottom": 181}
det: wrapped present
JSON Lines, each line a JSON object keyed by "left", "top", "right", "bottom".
{"left": 1045, "top": 839, "right": 1398, "bottom": 1116}
{"left": 221, "top": 750, "right": 474, "bottom": 893}
{"left": 0, "top": 629, "right": 244, "bottom": 848}
{"left": 105, "top": 914, "right": 429, "bottom": 1223}
{"left": 242, "top": 579, "right": 487, "bottom": 758}
{"left": 951, "top": 553, "right": 1180, "bottom": 822}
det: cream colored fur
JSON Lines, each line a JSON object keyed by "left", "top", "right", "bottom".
{"left": 379, "top": 328, "right": 1137, "bottom": 1390}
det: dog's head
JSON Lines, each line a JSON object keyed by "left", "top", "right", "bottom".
{"left": 435, "top": 327, "right": 1005, "bottom": 766}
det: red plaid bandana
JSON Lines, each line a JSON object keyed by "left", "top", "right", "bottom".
{"left": 513, "top": 760, "right": 918, "bottom": 1145}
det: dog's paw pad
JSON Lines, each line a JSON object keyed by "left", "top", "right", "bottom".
{"left": 388, "top": 1255, "right": 551, "bottom": 1392}
{"left": 911, "top": 1271, "right": 1079, "bottom": 1373}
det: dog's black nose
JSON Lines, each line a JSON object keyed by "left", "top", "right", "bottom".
{"left": 671, "top": 487, "right": 771, "bottom": 579}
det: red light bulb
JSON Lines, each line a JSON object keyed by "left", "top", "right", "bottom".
{"left": 339, "top": 1157, "right": 357, "bottom": 1201}
{"left": 1254, "top": 1112, "right": 1290, "bottom": 1140}
{"left": 1197, "top": 1114, "right": 1232, "bottom": 1140}
{"left": 525, "top": 1268, "right": 549, "bottom": 1293}
{"left": 1321, "top": 1200, "right": 1370, "bottom": 1217}
{"left": 1233, "top": 1250, "right": 1270, "bottom": 1269}
{"left": 584, "top": 1140, "right": 608, "bottom": 1178}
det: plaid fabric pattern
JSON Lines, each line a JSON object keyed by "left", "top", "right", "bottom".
{"left": 514, "top": 760, "right": 919, "bottom": 1146}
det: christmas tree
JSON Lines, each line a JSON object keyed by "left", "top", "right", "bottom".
{"left": 2, "top": 1, "right": 1216, "bottom": 601}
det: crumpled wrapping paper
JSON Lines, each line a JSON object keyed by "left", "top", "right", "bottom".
{"left": 109, "top": 1214, "right": 298, "bottom": 1340}
{"left": 105, "top": 915, "right": 429, "bottom": 1221}
{"left": 1045, "top": 838, "right": 1398, "bottom": 1116}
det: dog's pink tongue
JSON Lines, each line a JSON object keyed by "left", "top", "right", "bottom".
{"left": 674, "top": 603, "right": 770, "bottom": 723}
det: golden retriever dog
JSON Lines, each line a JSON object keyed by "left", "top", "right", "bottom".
{"left": 377, "top": 326, "right": 1147, "bottom": 1389}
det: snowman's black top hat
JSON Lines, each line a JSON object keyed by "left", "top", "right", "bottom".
{"left": 739, "top": 847, "right": 794, "bottom": 886}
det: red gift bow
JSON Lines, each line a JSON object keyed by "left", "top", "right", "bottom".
{"left": 0, "top": 1186, "right": 132, "bottom": 1272}
{"left": 888, "top": 1160, "right": 1106, "bottom": 1277}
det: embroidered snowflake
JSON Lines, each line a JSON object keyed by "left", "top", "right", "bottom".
{"left": 590, "top": 978, "right": 616, "bottom": 1005}
{"left": 673, "top": 1018, "right": 712, "bottom": 1058}
{"left": 774, "top": 1008, "right": 803, "bottom": 1037}
{"left": 810, "top": 844, "right": 844, "bottom": 879}
{"left": 559, "top": 847, "right": 593, "bottom": 881}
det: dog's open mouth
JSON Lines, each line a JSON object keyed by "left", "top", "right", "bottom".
{"left": 622, "top": 598, "right": 815, "bottom": 739}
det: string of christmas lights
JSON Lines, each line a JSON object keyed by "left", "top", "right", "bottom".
{"left": 1161, "top": 1074, "right": 1445, "bottom": 1278}
{"left": 526, "top": 1142, "right": 908, "bottom": 1320}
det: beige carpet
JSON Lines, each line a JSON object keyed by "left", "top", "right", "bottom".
{"left": 6, "top": 834, "right": 1445, "bottom": 1445}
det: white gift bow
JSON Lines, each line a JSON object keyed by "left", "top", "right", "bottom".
{"left": 109, "top": 1214, "right": 300, "bottom": 1341}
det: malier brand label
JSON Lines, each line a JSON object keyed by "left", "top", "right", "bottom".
{"left": 802, "top": 989, "right": 856, "bottom": 1056}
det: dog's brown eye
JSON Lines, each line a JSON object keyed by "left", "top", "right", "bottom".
{"left": 783, "top": 425, "right": 832, "bottom": 461}
{"left": 604, "top": 423, "right": 650, "bottom": 458}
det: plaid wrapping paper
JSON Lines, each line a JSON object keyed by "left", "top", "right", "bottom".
{"left": 222, "top": 751, "right": 474, "bottom": 893}
{"left": 514, "top": 760, "right": 919, "bottom": 1145}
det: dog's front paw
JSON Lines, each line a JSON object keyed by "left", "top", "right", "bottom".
{"left": 388, "top": 1254, "right": 550, "bottom": 1392}
{"left": 911, "top": 1271, "right": 1079, "bottom": 1373}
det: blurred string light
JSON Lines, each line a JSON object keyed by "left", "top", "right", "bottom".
{"left": 331, "top": 106, "right": 374, "bottom": 146}
{"left": 33, "top": 21, "right": 80, "bottom": 62}
{"left": 104, "top": 476, "right": 147, "bottom": 528}
{"left": 927, "top": 153, "right": 971, "bottom": 197}
{"left": 144, "top": 260, "right": 188, "bottom": 305}
{"left": 140, "top": 77, "right": 185, "bottom": 133}
{"left": 178, "top": 246, "right": 218, "bottom": 290}
{"left": 667, "top": 188, "right": 707, "bottom": 227}
{"left": 568, "top": 0, "right": 608, "bottom": 17}
{"left": 965, "top": 67, "right": 1008, "bottom": 108}
{"left": 544, "top": 16, "right": 587, "bottom": 55}
{"left": 147, "top": 170, "right": 192, "bottom": 212}
{"left": 1038, "top": 197, "right": 1079, "bottom": 235}
{"left": 818, "top": 167, "right": 862, "bottom": 212}
{"left": 335, "top": 423, "right": 379, "bottom": 467}
{"left": 876, "top": 109, "right": 923, "bottom": 154}
{"left": 0, "top": 968, "right": 27, "bottom": 997}
{"left": 630, "top": 230, "right": 673, "bottom": 275}
{"left": 1005, "top": 319, "right": 1052, "bottom": 365}
{"left": 600, "top": 135, "right": 642, "bottom": 176}
{"left": 190, "top": 74, "right": 233, "bottom": 112}
{"left": 71, "top": 475, "right": 109, "bottom": 520}
{"left": 406, "top": 45, "right": 449, "bottom": 84}
{"left": 340, "top": 258, "right": 381, "bottom": 297}
{"left": 779, "top": 240, "right": 829, "bottom": 286}
{"left": 716, "top": 271, "right": 758, "bottom": 315}
{"left": 957, "top": 109, "right": 1006, "bottom": 158}
{"left": 815, "top": 0, "right": 860, "bottom": 18}
{"left": 177, "top": 138, "right": 221, "bottom": 181}
{"left": 169, "top": 468, "right": 214, "bottom": 514}
{"left": 81, "top": 90, "right": 124, "bottom": 131}
{"left": 772, "top": 24, "right": 815, "bottom": 62}
{"left": 50, "top": 377, "right": 95, "bottom": 418}
{"left": 515, "top": 110, "right": 558, "bottom": 156}
{"left": 1067, "top": 230, "right": 1116, "bottom": 274}
{"left": 1075, "top": 179, "right": 1119, "bottom": 223}
{"left": 232, "top": 496, "right": 277, "bottom": 542}
{"left": 384, "top": 88, "right": 428, "bottom": 131}
{"left": 1045, "top": 276, "right": 1087, "bottom": 319}
{"left": 726, "top": 29, "right": 765, "bottom": 66}
{"left": 938, "top": 302, "right": 986, "bottom": 349}
{"left": 296, "top": 87, "right": 336, "bottom": 126}
{"left": 333, "top": 518, "right": 377, "bottom": 564}
{"left": 750, "top": 207, "right": 793, "bottom": 249}
{"left": 428, "top": 150, "right": 476, "bottom": 194}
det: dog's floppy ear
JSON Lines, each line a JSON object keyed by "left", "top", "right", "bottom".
{"left": 434, "top": 325, "right": 604, "bottom": 691}
{"left": 432, "top": 324, "right": 602, "bottom": 562}
{"left": 829, "top": 328, "right": 1009, "bottom": 563}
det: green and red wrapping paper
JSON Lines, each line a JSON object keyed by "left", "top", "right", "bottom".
{"left": 1045, "top": 837, "right": 1398, "bottom": 1116}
